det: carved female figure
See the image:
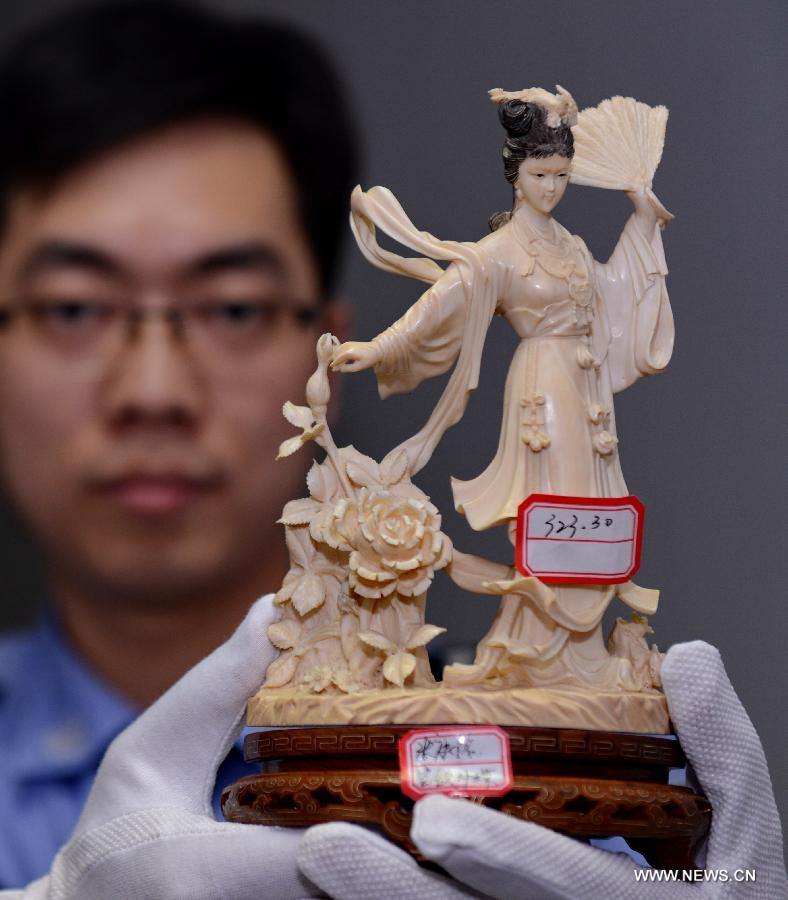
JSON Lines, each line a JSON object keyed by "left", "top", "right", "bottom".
{"left": 332, "top": 87, "right": 674, "bottom": 690}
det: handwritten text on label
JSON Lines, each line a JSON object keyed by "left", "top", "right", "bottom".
{"left": 399, "top": 726, "right": 513, "bottom": 800}
{"left": 516, "top": 494, "right": 644, "bottom": 585}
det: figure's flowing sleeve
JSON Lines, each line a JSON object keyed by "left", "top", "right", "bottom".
{"left": 371, "top": 264, "right": 467, "bottom": 399}
{"left": 593, "top": 215, "right": 674, "bottom": 394}
{"left": 349, "top": 184, "right": 498, "bottom": 476}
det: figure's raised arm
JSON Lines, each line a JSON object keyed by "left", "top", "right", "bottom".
{"left": 624, "top": 184, "right": 660, "bottom": 235}
{"left": 332, "top": 262, "right": 468, "bottom": 398}
{"left": 591, "top": 187, "right": 674, "bottom": 394}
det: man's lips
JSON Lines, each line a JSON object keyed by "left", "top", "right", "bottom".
{"left": 95, "top": 473, "right": 223, "bottom": 515}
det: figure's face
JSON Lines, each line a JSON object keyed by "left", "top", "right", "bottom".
{"left": 0, "top": 120, "right": 337, "bottom": 605}
{"left": 515, "top": 154, "right": 571, "bottom": 214}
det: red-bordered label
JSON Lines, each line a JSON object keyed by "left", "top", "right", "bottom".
{"left": 398, "top": 726, "right": 513, "bottom": 801}
{"left": 515, "top": 494, "right": 645, "bottom": 585}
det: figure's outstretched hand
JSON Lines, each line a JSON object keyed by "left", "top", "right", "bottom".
{"left": 297, "top": 641, "right": 788, "bottom": 899}
{"left": 626, "top": 184, "right": 659, "bottom": 231}
{"left": 331, "top": 340, "right": 382, "bottom": 373}
{"left": 2, "top": 596, "right": 319, "bottom": 900}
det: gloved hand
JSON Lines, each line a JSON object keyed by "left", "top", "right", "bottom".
{"left": 298, "top": 641, "right": 788, "bottom": 899}
{"left": 2, "top": 594, "right": 319, "bottom": 900}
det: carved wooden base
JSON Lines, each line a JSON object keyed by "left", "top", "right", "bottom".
{"left": 222, "top": 725, "right": 710, "bottom": 869}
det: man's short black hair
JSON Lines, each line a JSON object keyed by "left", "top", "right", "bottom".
{"left": 0, "top": 0, "right": 359, "bottom": 294}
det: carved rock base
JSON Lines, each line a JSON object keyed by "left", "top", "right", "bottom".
{"left": 246, "top": 685, "right": 669, "bottom": 733}
{"left": 222, "top": 725, "right": 710, "bottom": 869}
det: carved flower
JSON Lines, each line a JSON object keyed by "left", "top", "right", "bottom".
{"left": 593, "top": 430, "right": 619, "bottom": 456}
{"left": 325, "top": 487, "right": 451, "bottom": 599}
{"left": 310, "top": 499, "right": 352, "bottom": 552}
{"left": 358, "top": 624, "right": 446, "bottom": 688}
{"left": 300, "top": 665, "right": 334, "bottom": 693}
{"left": 299, "top": 663, "right": 361, "bottom": 694}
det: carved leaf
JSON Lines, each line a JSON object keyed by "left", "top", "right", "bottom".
{"left": 380, "top": 448, "right": 409, "bottom": 485}
{"left": 274, "top": 571, "right": 298, "bottom": 605}
{"left": 277, "top": 435, "right": 305, "bottom": 459}
{"left": 291, "top": 573, "right": 326, "bottom": 616}
{"left": 406, "top": 624, "right": 447, "bottom": 650}
{"left": 306, "top": 461, "right": 322, "bottom": 500}
{"left": 279, "top": 497, "right": 322, "bottom": 526}
{"left": 346, "top": 453, "right": 382, "bottom": 488}
{"left": 263, "top": 651, "right": 298, "bottom": 688}
{"left": 267, "top": 619, "right": 301, "bottom": 651}
{"left": 357, "top": 629, "right": 396, "bottom": 654}
{"left": 282, "top": 401, "right": 314, "bottom": 429}
{"left": 308, "top": 461, "right": 339, "bottom": 504}
{"left": 383, "top": 651, "right": 416, "bottom": 688}
{"left": 284, "top": 526, "right": 316, "bottom": 569}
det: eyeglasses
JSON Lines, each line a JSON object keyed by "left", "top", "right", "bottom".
{"left": 0, "top": 296, "right": 323, "bottom": 369}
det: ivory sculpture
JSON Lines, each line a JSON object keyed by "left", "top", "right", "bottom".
{"left": 247, "top": 87, "right": 675, "bottom": 733}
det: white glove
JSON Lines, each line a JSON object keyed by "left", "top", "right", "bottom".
{"left": 2, "top": 595, "right": 319, "bottom": 900}
{"left": 298, "top": 641, "right": 788, "bottom": 899}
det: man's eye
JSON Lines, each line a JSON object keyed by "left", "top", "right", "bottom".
{"left": 535, "top": 174, "right": 545, "bottom": 179}
{"left": 217, "top": 302, "right": 263, "bottom": 322}
{"left": 34, "top": 300, "right": 109, "bottom": 326}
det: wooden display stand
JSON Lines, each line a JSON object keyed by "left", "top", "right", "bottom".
{"left": 222, "top": 724, "right": 710, "bottom": 869}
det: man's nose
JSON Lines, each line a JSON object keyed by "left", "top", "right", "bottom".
{"left": 98, "top": 317, "right": 206, "bottom": 432}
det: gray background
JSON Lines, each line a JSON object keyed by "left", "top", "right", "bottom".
{"left": 0, "top": 1, "right": 785, "bottom": 828}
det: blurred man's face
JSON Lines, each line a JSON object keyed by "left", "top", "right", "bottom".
{"left": 0, "top": 120, "right": 330, "bottom": 605}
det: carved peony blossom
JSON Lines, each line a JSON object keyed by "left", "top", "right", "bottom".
{"left": 318, "top": 487, "right": 451, "bottom": 599}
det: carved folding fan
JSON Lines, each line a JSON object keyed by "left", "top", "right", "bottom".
{"left": 571, "top": 96, "right": 674, "bottom": 223}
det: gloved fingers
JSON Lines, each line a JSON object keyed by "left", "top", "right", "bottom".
{"left": 412, "top": 795, "right": 688, "bottom": 900}
{"left": 661, "top": 641, "right": 785, "bottom": 871}
{"left": 4, "top": 875, "right": 49, "bottom": 899}
{"left": 79, "top": 595, "right": 279, "bottom": 828}
{"left": 50, "top": 815, "right": 314, "bottom": 900}
{"left": 297, "top": 821, "right": 484, "bottom": 900}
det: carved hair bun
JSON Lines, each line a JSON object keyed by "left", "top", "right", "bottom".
{"left": 498, "top": 100, "right": 539, "bottom": 137}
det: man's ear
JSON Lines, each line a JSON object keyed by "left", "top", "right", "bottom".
{"left": 319, "top": 299, "right": 353, "bottom": 426}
